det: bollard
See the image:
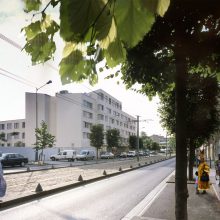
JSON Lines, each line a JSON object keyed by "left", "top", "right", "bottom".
{"left": 51, "top": 164, "right": 55, "bottom": 169}
{"left": 103, "top": 170, "right": 107, "bottom": 176}
{"left": 138, "top": 163, "right": 141, "bottom": 167}
{"left": 35, "top": 183, "right": 43, "bottom": 193}
{"left": 27, "top": 166, "right": 31, "bottom": 172}
{"left": 70, "top": 163, "right": 73, "bottom": 167}
{"left": 119, "top": 167, "right": 122, "bottom": 172}
{"left": 130, "top": 165, "right": 133, "bottom": 168}
{"left": 78, "top": 175, "right": 83, "bottom": 181}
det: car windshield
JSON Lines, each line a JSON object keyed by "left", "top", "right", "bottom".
{"left": 1, "top": 153, "right": 9, "bottom": 158}
{"left": 81, "top": 151, "right": 87, "bottom": 155}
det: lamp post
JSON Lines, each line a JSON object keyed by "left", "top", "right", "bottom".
{"left": 35, "top": 80, "right": 52, "bottom": 161}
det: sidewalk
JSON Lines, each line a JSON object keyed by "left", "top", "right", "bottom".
{"left": 127, "top": 168, "right": 220, "bottom": 220}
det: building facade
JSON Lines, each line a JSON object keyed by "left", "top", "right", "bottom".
{"left": 0, "top": 119, "right": 25, "bottom": 147}
{"left": 25, "top": 89, "right": 136, "bottom": 150}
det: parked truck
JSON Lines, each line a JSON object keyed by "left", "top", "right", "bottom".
{"left": 76, "top": 150, "right": 95, "bottom": 161}
{"left": 50, "top": 150, "right": 76, "bottom": 161}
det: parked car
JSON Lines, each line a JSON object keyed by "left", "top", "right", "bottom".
{"left": 127, "top": 151, "right": 136, "bottom": 157}
{"left": 138, "top": 151, "right": 144, "bottom": 156}
{"left": 150, "top": 151, "right": 157, "bottom": 156}
{"left": 144, "top": 151, "right": 150, "bottom": 156}
{"left": 76, "top": 150, "right": 95, "bottom": 160}
{"left": 0, "top": 153, "right": 28, "bottom": 167}
{"left": 100, "top": 152, "right": 114, "bottom": 159}
{"left": 50, "top": 150, "right": 76, "bottom": 161}
{"left": 119, "top": 152, "right": 127, "bottom": 158}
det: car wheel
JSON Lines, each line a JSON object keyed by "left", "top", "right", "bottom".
{"left": 20, "top": 162, "right": 25, "bottom": 167}
{"left": 51, "top": 157, "right": 55, "bottom": 161}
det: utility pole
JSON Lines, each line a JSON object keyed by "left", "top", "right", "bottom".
{"left": 136, "top": 115, "right": 140, "bottom": 162}
{"left": 35, "top": 80, "right": 52, "bottom": 161}
{"left": 166, "top": 133, "right": 168, "bottom": 158}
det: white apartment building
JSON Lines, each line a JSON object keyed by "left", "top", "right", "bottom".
{"left": 25, "top": 89, "right": 136, "bottom": 149}
{"left": 0, "top": 119, "right": 25, "bottom": 147}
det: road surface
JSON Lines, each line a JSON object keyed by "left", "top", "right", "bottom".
{"left": 0, "top": 158, "right": 175, "bottom": 220}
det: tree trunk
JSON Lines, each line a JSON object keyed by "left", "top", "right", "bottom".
{"left": 174, "top": 45, "right": 188, "bottom": 220}
{"left": 96, "top": 148, "right": 99, "bottom": 161}
{"left": 188, "top": 139, "right": 195, "bottom": 181}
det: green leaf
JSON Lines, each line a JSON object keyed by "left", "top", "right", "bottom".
{"left": 60, "top": 0, "right": 112, "bottom": 43}
{"left": 59, "top": 51, "right": 98, "bottom": 85}
{"left": 115, "top": 0, "right": 155, "bottom": 48}
{"left": 99, "top": 18, "right": 117, "bottom": 49}
{"left": 141, "top": 0, "right": 170, "bottom": 17}
{"left": 24, "top": 0, "right": 41, "bottom": 12}
{"left": 41, "top": 15, "right": 59, "bottom": 37}
{"left": 104, "top": 37, "right": 126, "bottom": 67}
{"left": 23, "top": 21, "right": 42, "bottom": 40}
{"left": 156, "top": 0, "right": 170, "bottom": 17}
{"left": 24, "top": 33, "right": 56, "bottom": 64}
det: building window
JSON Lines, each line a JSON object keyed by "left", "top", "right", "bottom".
{"left": 22, "top": 122, "right": 25, "bottom": 128}
{"left": 7, "top": 133, "right": 12, "bottom": 140}
{"left": 7, "top": 143, "right": 11, "bottom": 146}
{"left": 109, "top": 98, "right": 111, "bottom": 104}
{"left": 14, "top": 133, "right": 20, "bottom": 139}
{"left": 83, "top": 132, "right": 90, "bottom": 139}
{"left": 97, "top": 114, "right": 104, "bottom": 120}
{"left": 98, "top": 104, "right": 104, "bottom": 111}
{"left": 83, "top": 100, "right": 93, "bottom": 109}
{"left": 22, "top": 132, "right": 25, "bottom": 139}
{"left": 83, "top": 111, "right": 93, "bottom": 119}
{"left": 0, "top": 124, "right": 5, "bottom": 130}
{"left": 106, "top": 107, "right": 111, "bottom": 114}
{"left": 14, "top": 123, "right": 19, "bottom": 129}
{"left": 105, "top": 116, "right": 108, "bottom": 122}
{"left": 83, "top": 121, "right": 92, "bottom": 129}
{"left": 110, "top": 118, "right": 114, "bottom": 124}
{"left": 7, "top": 123, "right": 12, "bottom": 129}
{"left": 98, "top": 92, "right": 104, "bottom": 100}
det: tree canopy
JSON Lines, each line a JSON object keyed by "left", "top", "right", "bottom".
{"left": 106, "top": 128, "right": 120, "bottom": 150}
{"left": 89, "top": 124, "right": 104, "bottom": 158}
{"left": 35, "top": 121, "right": 56, "bottom": 159}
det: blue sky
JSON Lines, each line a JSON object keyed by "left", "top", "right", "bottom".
{"left": 0, "top": 0, "right": 166, "bottom": 136}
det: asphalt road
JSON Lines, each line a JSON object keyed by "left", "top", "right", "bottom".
{"left": 0, "top": 158, "right": 175, "bottom": 220}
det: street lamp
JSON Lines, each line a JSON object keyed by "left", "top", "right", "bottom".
{"left": 35, "top": 80, "right": 52, "bottom": 161}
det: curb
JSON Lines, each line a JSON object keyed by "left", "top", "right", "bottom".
{"left": 0, "top": 157, "right": 174, "bottom": 210}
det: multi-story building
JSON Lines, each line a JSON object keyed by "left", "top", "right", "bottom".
{"left": 25, "top": 89, "right": 136, "bottom": 150}
{"left": 0, "top": 119, "right": 25, "bottom": 147}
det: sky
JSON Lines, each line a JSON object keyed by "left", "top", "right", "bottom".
{"left": 0, "top": 0, "right": 166, "bottom": 136}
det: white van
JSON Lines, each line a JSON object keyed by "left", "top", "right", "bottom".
{"left": 50, "top": 150, "right": 76, "bottom": 161}
{"left": 76, "top": 150, "right": 95, "bottom": 161}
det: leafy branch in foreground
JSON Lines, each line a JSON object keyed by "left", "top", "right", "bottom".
{"left": 22, "top": 0, "right": 170, "bottom": 85}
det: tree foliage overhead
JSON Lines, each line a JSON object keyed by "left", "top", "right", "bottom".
{"left": 22, "top": 0, "right": 170, "bottom": 85}
{"left": 122, "top": 2, "right": 220, "bottom": 97}
{"left": 159, "top": 74, "right": 220, "bottom": 143}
